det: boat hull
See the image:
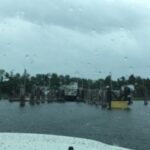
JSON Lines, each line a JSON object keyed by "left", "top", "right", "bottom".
{"left": 111, "top": 101, "right": 129, "bottom": 109}
{"left": 0, "top": 133, "right": 131, "bottom": 150}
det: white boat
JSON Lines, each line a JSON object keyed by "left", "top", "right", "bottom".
{"left": 0, "top": 133, "right": 131, "bottom": 150}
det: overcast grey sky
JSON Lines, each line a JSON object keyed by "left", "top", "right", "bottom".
{"left": 0, "top": 0, "right": 150, "bottom": 79}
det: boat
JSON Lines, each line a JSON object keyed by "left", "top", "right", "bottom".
{"left": 111, "top": 100, "right": 129, "bottom": 109}
{"left": 0, "top": 133, "right": 131, "bottom": 150}
{"left": 62, "top": 82, "right": 78, "bottom": 101}
{"left": 110, "top": 85, "right": 134, "bottom": 109}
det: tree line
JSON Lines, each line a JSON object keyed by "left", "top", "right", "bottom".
{"left": 0, "top": 69, "right": 149, "bottom": 98}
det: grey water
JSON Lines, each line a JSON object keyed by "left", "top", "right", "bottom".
{"left": 0, "top": 100, "right": 149, "bottom": 150}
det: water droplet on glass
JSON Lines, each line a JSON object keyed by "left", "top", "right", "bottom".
{"left": 120, "top": 27, "right": 125, "bottom": 31}
{"left": 20, "top": 11, "right": 25, "bottom": 16}
{"left": 16, "top": 11, "right": 25, "bottom": 18}
{"left": 91, "top": 29, "right": 97, "bottom": 34}
{"left": 69, "top": 7, "right": 74, "bottom": 12}
{"left": 124, "top": 56, "right": 128, "bottom": 61}
{"left": 111, "top": 38, "right": 115, "bottom": 42}
{"left": 33, "top": 54, "right": 37, "bottom": 57}
{"left": 120, "top": 35, "right": 125, "bottom": 38}
{"left": 75, "top": 71, "right": 79, "bottom": 74}
{"left": 78, "top": 7, "right": 83, "bottom": 12}
{"left": 55, "top": 5, "right": 59, "bottom": 10}
{"left": 7, "top": 42, "right": 11, "bottom": 46}
{"left": 129, "top": 66, "right": 133, "bottom": 69}
{"left": 3, "top": 21, "right": 7, "bottom": 25}
{"left": 30, "top": 60, "right": 34, "bottom": 64}
{"left": 25, "top": 54, "right": 29, "bottom": 58}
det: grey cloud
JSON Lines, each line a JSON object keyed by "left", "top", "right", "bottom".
{"left": 0, "top": 0, "right": 150, "bottom": 79}
{"left": 0, "top": 0, "right": 149, "bottom": 33}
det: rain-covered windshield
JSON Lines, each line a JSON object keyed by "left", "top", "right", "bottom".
{"left": 0, "top": 0, "right": 150, "bottom": 150}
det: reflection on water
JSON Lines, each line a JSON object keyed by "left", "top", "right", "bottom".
{"left": 0, "top": 100, "right": 149, "bottom": 150}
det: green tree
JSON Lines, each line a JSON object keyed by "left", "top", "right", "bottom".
{"left": 50, "top": 73, "right": 60, "bottom": 89}
{"left": 128, "top": 74, "right": 136, "bottom": 84}
{"left": 104, "top": 75, "right": 111, "bottom": 86}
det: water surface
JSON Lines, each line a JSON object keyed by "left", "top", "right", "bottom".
{"left": 0, "top": 100, "right": 149, "bottom": 150}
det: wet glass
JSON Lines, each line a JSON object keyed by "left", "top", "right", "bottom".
{"left": 0, "top": 0, "right": 150, "bottom": 150}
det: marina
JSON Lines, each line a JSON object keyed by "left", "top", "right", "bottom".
{"left": 8, "top": 85, "right": 134, "bottom": 110}
{"left": 0, "top": 70, "right": 149, "bottom": 110}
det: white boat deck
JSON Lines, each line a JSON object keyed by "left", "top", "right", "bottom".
{"left": 0, "top": 133, "right": 131, "bottom": 150}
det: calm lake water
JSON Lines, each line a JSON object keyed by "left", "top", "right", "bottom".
{"left": 0, "top": 100, "right": 149, "bottom": 150}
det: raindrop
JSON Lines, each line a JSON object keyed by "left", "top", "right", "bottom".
{"left": 3, "top": 54, "right": 6, "bottom": 57}
{"left": 94, "top": 50, "right": 100, "bottom": 55}
{"left": 85, "top": 123, "right": 90, "bottom": 126}
{"left": 55, "top": 5, "right": 59, "bottom": 10}
{"left": 120, "top": 35, "right": 125, "bottom": 38}
{"left": 129, "top": 66, "right": 134, "bottom": 69}
{"left": 33, "top": 54, "right": 37, "bottom": 57}
{"left": 120, "top": 27, "right": 125, "bottom": 31}
{"left": 3, "top": 21, "right": 7, "bottom": 25}
{"left": 20, "top": 11, "right": 25, "bottom": 16}
{"left": 91, "top": 29, "right": 97, "bottom": 34}
{"left": 69, "top": 7, "right": 74, "bottom": 12}
{"left": 78, "top": 7, "right": 83, "bottom": 12}
{"left": 7, "top": 42, "right": 11, "bottom": 46}
{"left": 25, "top": 54, "right": 29, "bottom": 58}
{"left": 75, "top": 71, "right": 79, "bottom": 74}
{"left": 111, "top": 38, "right": 115, "bottom": 42}
{"left": 124, "top": 56, "right": 128, "bottom": 61}
{"left": 30, "top": 60, "right": 34, "bottom": 64}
